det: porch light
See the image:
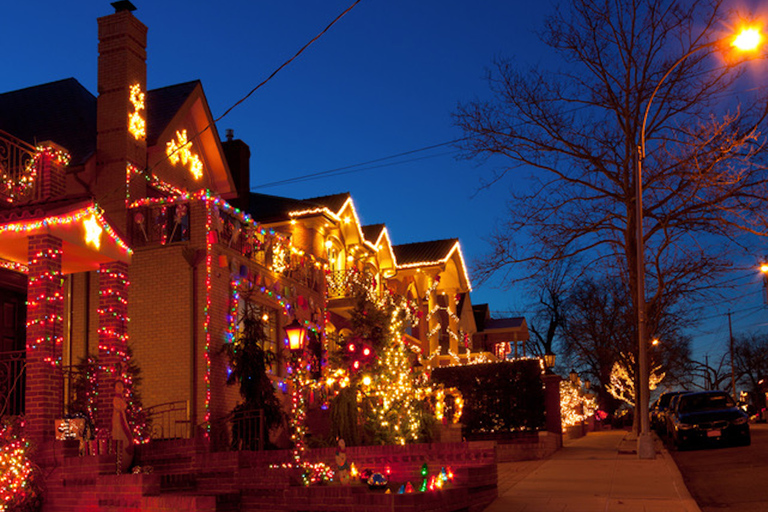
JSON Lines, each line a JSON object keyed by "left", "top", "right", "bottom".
{"left": 543, "top": 352, "right": 556, "bottom": 370}
{"left": 284, "top": 319, "right": 307, "bottom": 352}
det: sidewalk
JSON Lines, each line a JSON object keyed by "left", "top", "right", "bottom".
{"left": 484, "top": 429, "right": 701, "bottom": 512}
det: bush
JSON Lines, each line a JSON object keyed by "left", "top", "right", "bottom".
{"left": 431, "top": 360, "right": 545, "bottom": 437}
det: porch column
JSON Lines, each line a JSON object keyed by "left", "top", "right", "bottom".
{"left": 25, "top": 234, "right": 64, "bottom": 443}
{"left": 95, "top": 261, "right": 130, "bottom": 436}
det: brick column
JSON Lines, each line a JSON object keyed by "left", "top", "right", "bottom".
{"left": 37, "top": 141, "right": 69, "bottom": 200}
{"left": 95, "top": 261, "right": 130, "bottom": 435}
{"left": 25, "top": 235, "right": 64, "bottom": 443}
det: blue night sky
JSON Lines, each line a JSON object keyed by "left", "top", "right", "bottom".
{"left": 2, "top": 0, "right": 767, "bottom": 365}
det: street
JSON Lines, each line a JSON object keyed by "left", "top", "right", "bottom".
{"left": 670, "top": 423, "right": 768, "bottom": 511}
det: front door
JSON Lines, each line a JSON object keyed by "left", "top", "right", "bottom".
{"left": 0, "top": 269, "right": 27, "bottom": 416}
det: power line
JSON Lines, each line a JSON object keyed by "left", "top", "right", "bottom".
{"left": 252, "top": 139, "right": 466, "bottom": 189}
{"left": 100, "top": 0, "right": 363, "bottom": 205}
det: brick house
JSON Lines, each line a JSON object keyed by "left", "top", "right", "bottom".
{"left": 0, "top": 3, "right": 528, "bottom": 457}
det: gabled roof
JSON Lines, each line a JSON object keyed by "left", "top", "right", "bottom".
{"left": 0, "top": 78, "right": 201, "bottom": 165}
{"left": 393, "top": 238, "right": 460, "bottom": 267}
{"left": 249, "top": 192, "right": 333, "bottom": 224}
{"left": 0, "top": 78, "right": 97, "bottom": 165}
{"left": 301, "top": 192, "right": 351, "bottom": 213}
{"left": 362, "top": 224, "right": 386, "bottom": 245}
{"left": 146, "top": 81, "right": 200, "bottom": 146}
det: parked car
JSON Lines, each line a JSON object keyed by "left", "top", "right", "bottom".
{"left": 650, "top": 391, "right": 691, "bottom": 435}
{"left": 667, "top": 390, "right": 751, "bottom": 450}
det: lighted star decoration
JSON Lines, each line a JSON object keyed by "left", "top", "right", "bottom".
{"left": 128, "top": 83, "right": 146, "bottom": 140}
{"left": 166, "top": 129, "right": 204, "bottom": 180}
{"left": 84, "top": 215, "right": 103, "bottom": 249}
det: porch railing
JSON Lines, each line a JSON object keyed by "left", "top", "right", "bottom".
{"left": 0, "top": 350, "right": 25, "bottom": 418}
{"left": 228, "top": 407, "right": 264, "bottom": 451}
{"left": 145, "top": 400, "right": 191, "bottom": 440}
{"left": 326, "top": 269, "right": 377, "bottom": 299}
{"left": 0, "top": 129, "right": 38, "bottom": 206}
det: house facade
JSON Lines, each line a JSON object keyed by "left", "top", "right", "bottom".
{"left": 0, "top": 4, "right": 528, "bottom": 456}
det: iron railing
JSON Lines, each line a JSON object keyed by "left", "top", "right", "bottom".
{"left": 228, "top": 407, "right": 264, "bottom": 451}
{"left": 0, "top": 130, "right": 37, "bottom": 205}
{"left": 145, "top": 400, "right": 191, "bottom": 440}
{"left": 0, "top": 350, "right": 25, "bottom": 418}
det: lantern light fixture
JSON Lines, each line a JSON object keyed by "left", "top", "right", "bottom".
{"left": 284, "top": 318, "right": 307, "bottom": 353}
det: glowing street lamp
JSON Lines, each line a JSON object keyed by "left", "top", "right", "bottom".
{"left": 635, "top": 24, "right": 763, "bottom": 460}
{"left": 284, "top": 318, "right": 307, "bottom": 353}
{"left": 732, "top": 27, "right": 762, "bottom": 51}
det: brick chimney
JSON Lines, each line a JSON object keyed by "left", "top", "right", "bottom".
{"left": 222, "top": 129, "right": 252, "bottom": 212}
{"left": 95, "top": 1, "right": 147, "bottom": 232}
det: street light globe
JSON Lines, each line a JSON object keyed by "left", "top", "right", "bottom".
{"left": 760, "top": 263, "right": 768, "bottom": 274}
{"left": 732, "top": 27, "right": 762, "bottom": 51}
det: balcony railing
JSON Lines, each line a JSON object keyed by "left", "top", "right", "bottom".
{"left": 326, "top": 269, "right": 377, "bottom": 300}
{"left": 0, "top": 130, "right": 38, "bottom": 206}
{"left": 217, "top": 208, "right": 325, "bottom": 294}
{"left": 0, "top": 350, "right": 25, "bottom": 418}
{"left": 130, "top": 202, "right": 190, "bottom": 247}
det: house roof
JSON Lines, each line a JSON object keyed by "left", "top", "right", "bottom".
{"left": 0, "top": 78, "right": 97, "bottom": 165}
{"left": 361, "top": 224, "right": 386, "bottom": 244}
{"left": 146, "top": 80, "right": 200, "bottom": 146}
{"left": 249, "top": 191, "right": 355, "bottom": 224}
{"left": 249, "top": 192, "right": 326, "bottom": 223}
{"left": 472, "top": 303, "right": 526, "bottom": 332}
{"left": 302, "top": 192, "right": 351, "bottom": 214}
{"left": 0, "top": 78, "right": 200, "bottom": 165}
{"left": 392, "top": 238, "right": 459, "bottom": 267}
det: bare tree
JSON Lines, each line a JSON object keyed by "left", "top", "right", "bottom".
{"left": 526, "top": 262, "right": 571, "bottom": 359}
{"left": 455, "top": 0, "right": 768, "bottom": 343}
{"left": 687, "top": 352, "right": 732, "bottom": 391}
{"left": 560, "top": 277, "right": 691, "bottom": 416}
{"left": 733, "top": 332, "right": 768, "bottom": 397}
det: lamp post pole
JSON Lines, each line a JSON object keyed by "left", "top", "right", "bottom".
{"left": 635, "top": 44, "right": 709, "bottom": 459}
{"left": 634, "top": 28, "right": 760, "bottom": 459}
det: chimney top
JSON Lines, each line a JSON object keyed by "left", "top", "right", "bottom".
{"left": 226, "top": 129, "right": 234, "bottom": 142}
{"left": 111, "top": 0, "right": 137, "bottom": 13}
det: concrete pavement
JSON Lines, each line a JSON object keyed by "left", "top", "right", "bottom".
{"left": 484, "top": 429, "right": 701, "bottom": 512}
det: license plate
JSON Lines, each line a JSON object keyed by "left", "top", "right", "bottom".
{"left": 706, "top": 429, "right": 721, "bottom": 438}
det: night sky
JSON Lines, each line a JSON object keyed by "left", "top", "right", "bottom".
{"left": 2, "top": 0, "right": 767, "bottom": 366}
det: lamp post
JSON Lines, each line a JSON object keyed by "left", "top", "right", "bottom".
{"left": 284, "top": 318, "right": 307, "bottom": 465}
{"left": 634, "top": 27, "right": 762, "bottom": 459}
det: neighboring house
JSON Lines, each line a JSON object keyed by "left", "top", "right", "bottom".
{"left": 472, "top": 304, "right": 530, "bottom": 360}
{"left": 0, "top": 4, "right": 527, "bottom": 455}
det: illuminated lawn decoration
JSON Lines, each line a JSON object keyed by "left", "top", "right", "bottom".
{"left": 0, "top": 420, "right": 41, "bottom": 512}
{"left": 559, "top": 379, "right": 597, "bottom": 430}
{"left": 128, "top": 83, "right": 146, "bottom": 140}
{"left": 166, "top": 129, "right": 203, "bottom": 180}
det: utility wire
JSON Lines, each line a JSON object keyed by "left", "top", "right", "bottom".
{"left": 252, "top": 139, "right": 466, "bottom": 189}
{"left": 99, "top": 0, "right": 362, "bottom": 204}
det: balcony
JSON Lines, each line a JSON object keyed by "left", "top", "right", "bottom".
{"left": 0, "top": 130, "right": 38, "bottom": 206}
{"left": 326, "top": 270, "right": 378, "bottom": 313}
{"left": 130, "top": 202, "right": 191, "bottom": 247}
{"left": 0, "top": 350, "right": 25, "bottom": 417}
